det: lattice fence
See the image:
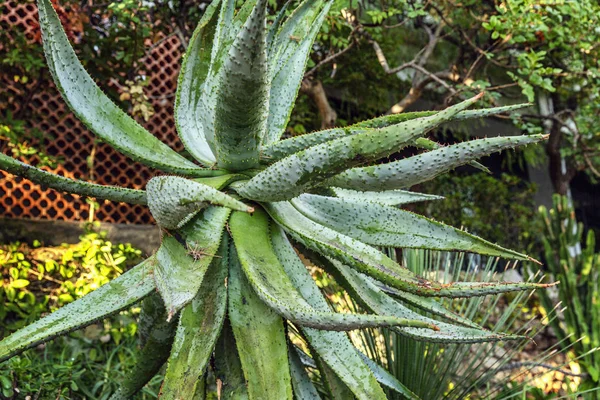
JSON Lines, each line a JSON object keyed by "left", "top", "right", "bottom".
{"left": 0, "top": 1, "right": 184, "bottom": 224}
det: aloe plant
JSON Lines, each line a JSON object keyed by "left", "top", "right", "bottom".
{"left": 0, "top": 0, "right": 553, "bottom": 398}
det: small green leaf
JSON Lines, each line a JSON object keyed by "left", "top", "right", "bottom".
{"left": 154, "top": 236, "right": 211, "bottom": 321}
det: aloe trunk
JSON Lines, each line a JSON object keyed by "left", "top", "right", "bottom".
{"left": 0, "top": 0, "right": 552, "bottom": 398}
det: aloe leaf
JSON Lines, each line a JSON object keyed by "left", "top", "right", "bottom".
{"left": 266, "top": 0, "right": 292, "bottom": 48}
{"left": 378, "top": 284, "right": 481, "bottom": 329}
{"left": 265, "top": 201, "right": 424, "bottom": 288}
{"left": 327, "top": 134, "right": 547, "bottom": 191}
{"left": 211, "top": 0, "right": 269, "bottom": 170}
{"left": 0, "top": 258, "right": 155, "bottom": 362}
{"left": 228, "top": 244, "right": 293, "bottom": 400}
{"left": 331, "top": 187, "right": 443, "bottom": 206}
{"left": 269, "top": 225, "right": 387, "bottom": 399}
{"left": 109, "top": 295, "right": 176, "bottom": 400}
{"left": 357, "top": 352, "right": 420, "bottom": 400}
{"left": 259, "top": 127, "right": 370, "bottom": 163}
{"left": 292, "top": 193, "right": 531, "bottom": 261}
{"left": 36, "top": 0, "right": 210, "bottom": 176}
{"left": 154, "top": 207, "right": 230, "bottom": 318}
{"left": 261, "top": 103, "right": 528, "bottom": 162}
{"left": 160, "top": 237, "right": 229, "bottom": 399}
{"left": 0, "top": 153, "right": 146, "bottom": 204}
{"left": 229, "top": 209, "right": 434, "bottom": 330}
{"left": 214, "top": 320, "right": 250, "bottom": 400}
{"left": 154, "top": 237, "right": 209, "bottom": 320}
{"left": 265, "top": 0, "right": 332, "bottom": 144}
{"left": 193, "top": 174, "right": 247, "bottom": 190}
{"left": 327, "top": 259, "right": 524, "bottom": 343}
{"left": 288, "top": 346, "right": 321, "bottom": 400}
{"left": 240, "top": 94, "right": 483, "bottom": 201}
{"left": 413, "top": 137, "right": 491, "bottom": 173}
{"left": 318, "top": 360, "right": 356, "bottom": 399}
{"left": 174, "top": 0, "right": 220, "bottom": 166}
{"left": 146, "top": 176, "right": 252, "bottom": 230}
{"left": 352, "top": 103, "right": 529, "bottom": 129}
{"left": 268, "top": 202, "right": 548, "bottom": 297}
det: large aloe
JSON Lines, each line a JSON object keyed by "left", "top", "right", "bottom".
{"left": 0, "top": 0, "right": 552, "bottom": 398}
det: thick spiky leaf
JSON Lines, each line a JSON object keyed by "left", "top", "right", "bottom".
{"left": 109, "top": 295, "right": 176, "bottom": 400}
{"left": 288, "top": 346, "right": 321, "bottom": 400}
{"left": 270, "top": 226, "right": 388, "bottom": 400}
{"left": 265, "top": 0, "right": 332, "bottom": 144}
{"left": 266, "top": 201, "right": 423, "bottom": 290}
{"left": 154, "top": 237, "right": 208, "bottom": 320}
{"left": 292, "top": 193, "right": 530, "bottom": 260}
{"left": 0, "top": 258, "right": 154, "bottom": 362}
{"left": 146, "top": 176, "right": 252, "bottom": 230}
{"left": 267, "top": 202, "right": 549, "bottom": 297}
{"left": 214, "top": 321, "right": 250, "bottom": 400}
{"left": 0, "top": 153, "right": 146, "bottom": 204}
{"left": 193, "top": 174, "right": 247, "bottom": 190}
{"left": 229, "top": 209, "right": 434, "bottom": 330}
{"left": 239, "top": 94, "right": 483, "bottom": 201}
{"left": 352, "top": 103, "right": 529, "bottom": 129}
{"left": 154, "top": 207, "right": 230, "bottom": 318}
{"left": 328, "top": 134, "right": 547, "bottom": 191}
{"left": 260, "top": 102, "right": 528, "bottom": 162}
{"left": 174, "top": 0, "right": 220, "bottom": 166}
{"left": 413, "top": 138, "right": 490, "bottom": 174}
{"left": 211, "top": 0, "right": 269, "bottom": 170}
{"left": 36, "top": 0, "right": 209, "bottom": 176}
{"left": 327, "top": 259, "right": 523, "bottom": 343}
{"left": 331, "top": 187, "right": 443, "bottom": 206}
{"left": 379, "top": 285, "right": 481, "bottom": 329}
{"left": 228, "top": 245, "right": 293, "bottom": 400}
{"left": 160, "top": 238, "right": 228, "bottom": 399}
{"left": 357, "top": 352, "right": 420, "bottom": 400}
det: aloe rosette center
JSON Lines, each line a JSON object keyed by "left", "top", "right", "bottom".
{"left": 0, "top": 0, "right": 553, "bottom": 398}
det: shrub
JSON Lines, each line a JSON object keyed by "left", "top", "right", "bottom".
{"left": 0, "top": 0, "right": 550, "bottom": 398}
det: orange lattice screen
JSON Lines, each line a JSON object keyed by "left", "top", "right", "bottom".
{"left": 0, "top": 1, "right": 185, "bottom": 224}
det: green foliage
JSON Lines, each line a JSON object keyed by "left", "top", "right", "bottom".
{"left": 0, "top": 229, "right": 142, "bottom": 333}
{"left": 415, "top": 173, "right": 541, "bottom": 253}
{"left": 0, "top": 0, "right": 552, "bottom": 398}
{"left": 534, "top": 195, "right": 600, "bottom": 392}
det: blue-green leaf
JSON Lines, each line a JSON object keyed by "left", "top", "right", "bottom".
{"left": 240, "top": 94, "right": 483, "bottom": 201}
{"left": 212, "top": 0, "right": 270, "bottom": 170}
{"left": 292, "top": 193, "right": 531, "bottom": 260}
{"left": 0, "top": 153, "right": 146, "bottom": 205}
{"left": 228, "top": 244, "right": 293, "bottom": 400}
{"left": 146, "top": 176, "right": 252, "bottom": 230}
{"left": 265, "top": 0, "right": 332, "bottom": 144}
{"left": 175, "top": 0, "right": 220, "bottom": 166}
{"left": 328, "top": 135, "right": 547, "bottom": 191}
{"left": 160, "top": 237, "right": 229, "bottom": 398}
{"left": 229, "top": 208, "right": 434, "bottom": 330}
{"left": 37, "top": 0, "right": 207, "bottom": 176}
